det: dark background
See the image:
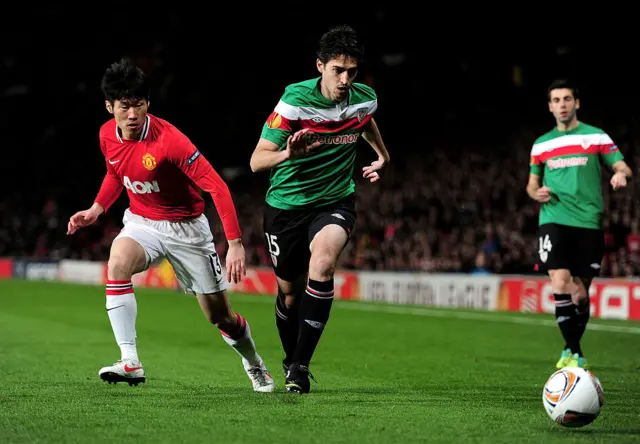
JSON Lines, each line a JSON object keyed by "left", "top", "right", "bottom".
{"left": 1, "top": 6, "right": 638, "bottom": 275}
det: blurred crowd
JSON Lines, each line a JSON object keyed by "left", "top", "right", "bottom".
{"left": 1, "top": 131, "right": 639, "bottom": 279}
{"left": 2, "top": 9, "right": 640, "bottom": 278}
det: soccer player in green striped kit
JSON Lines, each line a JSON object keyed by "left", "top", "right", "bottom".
{"left": 250, "top": 25, "right": 391, "bottom": 394}
{"left": 527, "top": 80, "right": 632, "bottom": 369}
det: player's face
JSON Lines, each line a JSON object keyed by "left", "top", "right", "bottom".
{"left": 548, "top": 88, "right": 579, "bottom": 125}
{"left": 106, "top": 98, "right": 149, "bottom": 139}
{"left": 317, "top": 55, "right": 358, "bottom": 102}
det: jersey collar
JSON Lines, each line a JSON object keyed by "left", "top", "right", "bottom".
{"left": 314, "top": 77, "right": 350, "bottom": 108}
{"left": 115, "top": 115, "right": 150, "bottom": 143}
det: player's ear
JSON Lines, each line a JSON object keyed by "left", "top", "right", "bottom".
{"left": 316, "top": 59, "right": 324, "bottom": 74}
{"left": 105, "top": 100, "right": 114, "bottom": 114}
{"left": 575, "top": 98, "right": 580, "bottom": 110}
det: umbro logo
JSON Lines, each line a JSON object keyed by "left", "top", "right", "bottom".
{"left": 331, "top": 213, "right": 345, "bottom": 220}
{"left": 312, "top": 117, "right": 324, "bottom": 123}
{"left": 304, "top": 319, "right": 325, "bottom": 329}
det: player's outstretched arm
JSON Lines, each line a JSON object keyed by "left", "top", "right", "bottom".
{"left": 198, "top": 168, "right": 246, "bottom": 284}
{"left": 250, "top": 129, "right": 321, "bottom": 173}
{"left": 201, "top": 169, "right": 246, "bottom": 284}
{"left": 68, "top": 167, "right": 122, "bottom": 235}
{"left": 199, "top": 169, "right": 246, "bottom": 284}
{"left": 67, "top": 202, "right": 104, "bottom": 235}
{"left": 361, "top": 118, "right": 390, "bottom": 183}
{"left": 178, "top": 150, "right": 246, "bottom": 284}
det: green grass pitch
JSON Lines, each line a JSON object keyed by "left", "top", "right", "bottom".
{"left": 1, "top": 280, "right": 639, "bottom": 443}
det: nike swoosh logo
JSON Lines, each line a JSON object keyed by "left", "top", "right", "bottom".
{"left": 108, "top": 160, "right": 120, "bottom": 165}
{"left": 106, "top": 305, "right": 125, "bottom": 312}
{"left": 124, "top": 364, "right": 142, "bottom": 372}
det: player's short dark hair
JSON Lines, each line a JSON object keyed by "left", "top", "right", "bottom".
{"left": 547, "top": 79, "right": 579, "bottom": 101}
{"left": 101, "top": 57, "right": 151, "bottom": 104}
{"left": 316, "top": 25, "right": 364, "bottom": 65}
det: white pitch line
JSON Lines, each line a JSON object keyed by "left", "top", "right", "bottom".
{"left": 236, "top": 294, "right": 640, "bottom": 334}
{"left": 334, "top": 302, "right": 640, "bottom": 335}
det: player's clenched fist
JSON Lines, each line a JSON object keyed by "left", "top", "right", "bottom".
{"left": 67, "top": 203, "right": 104, "bottom": 235}
{"left": 536, "top": 186, "right": 552, "bottom": 203}
{"left": 610, "top": 172, "right": 628, "bottom": 191}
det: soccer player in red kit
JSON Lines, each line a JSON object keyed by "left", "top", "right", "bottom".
{"left": 67, "top": 58, "right": 275, "bottom": 392}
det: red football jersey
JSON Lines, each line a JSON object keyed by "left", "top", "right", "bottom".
{"left": 94, "top": 114, "right": 241, "bottom": 240}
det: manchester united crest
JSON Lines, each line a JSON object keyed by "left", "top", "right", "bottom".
{"left": 142, "top": 153, "right": 156, "bottom": 170}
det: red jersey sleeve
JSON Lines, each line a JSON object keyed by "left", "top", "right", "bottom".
{"left": 94, "top": 139, "right": 123, "bottom": 213}
{"left": 168, "top": 134, "right": 242, "bottom": 241}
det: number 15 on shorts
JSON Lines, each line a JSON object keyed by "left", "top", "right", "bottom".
{"left": 265, "top": 233, "right": 279, "bottom": 267}
{"left": 539, "top": 234, "right": 552, "bottom": 263}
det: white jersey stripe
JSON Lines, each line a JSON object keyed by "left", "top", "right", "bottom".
{"left": 531, "top": 133, "right": 613, "bottom": 156}
{"left": 274, "top": 99, "right": 377, "bottom": 122}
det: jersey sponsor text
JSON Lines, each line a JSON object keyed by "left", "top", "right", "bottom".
{"left": 546, "top": 157, "right": 589, "bottom": 170}
{"left": 124, "top": 176, "right": 160, "bottom": 194}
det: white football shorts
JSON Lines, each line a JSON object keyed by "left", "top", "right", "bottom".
{"left": 114, "top": 208, "right": 226, "bottom": 294}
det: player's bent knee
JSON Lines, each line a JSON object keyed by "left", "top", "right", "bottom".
{"left": 276, "top": 277, "right": 296, "bottom": 296}
{"left": 549, "top": 269, "right": 573, "bottom": 294}
{"left": 108, "top": 238, "right": 147, "bottom": 280}
{"left": 309, "top": 254, "right": 336, "bottom": 280}
{"left": 572, "top": 277, "right": 590, "bottom": 304}
{"left": 107, "top": 256, "right": 141, "bottom": 281}
{"left": 276, "top": 275, "right": 306, "bottom": 306}
{"left": 278, "top": 285, "right": 297, "bottom": 308}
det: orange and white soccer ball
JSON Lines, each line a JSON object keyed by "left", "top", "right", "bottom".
{"left": 542, "top": 367, "right": 604, "bottom": 427}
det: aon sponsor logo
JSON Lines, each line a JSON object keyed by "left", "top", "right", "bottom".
{"left": 547, "top": 157, "right": 588, "bottom": 170}
{"left": 124, "top": 176, "right": 160, "bottom": 194}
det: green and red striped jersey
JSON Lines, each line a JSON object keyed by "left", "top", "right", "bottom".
{"left": 530, "top": 122, "right": 624, "bottom": 229}
{"left": 260, "top": 77, "right": 377, "bottom": 209}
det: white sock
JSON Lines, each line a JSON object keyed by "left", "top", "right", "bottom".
{"left": 106, "top": 280, "right": 139, "bottom": 362}
{"left": 220, "top": 312, "right": 261, "bottom": 367}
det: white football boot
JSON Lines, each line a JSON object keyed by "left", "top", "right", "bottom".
{"left": 244, "top": 361, "right": 275, "bottom": 392}
{"left": 99, "top": 359, "right": 146, "bottom": 386}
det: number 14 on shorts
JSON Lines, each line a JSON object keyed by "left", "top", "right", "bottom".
{"left": 539, "top": 234, "right": 553, "bottom": 263}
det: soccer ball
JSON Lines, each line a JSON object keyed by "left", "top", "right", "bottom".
{"left": 542, "top": 367, "right": 604, "bottom": 427}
